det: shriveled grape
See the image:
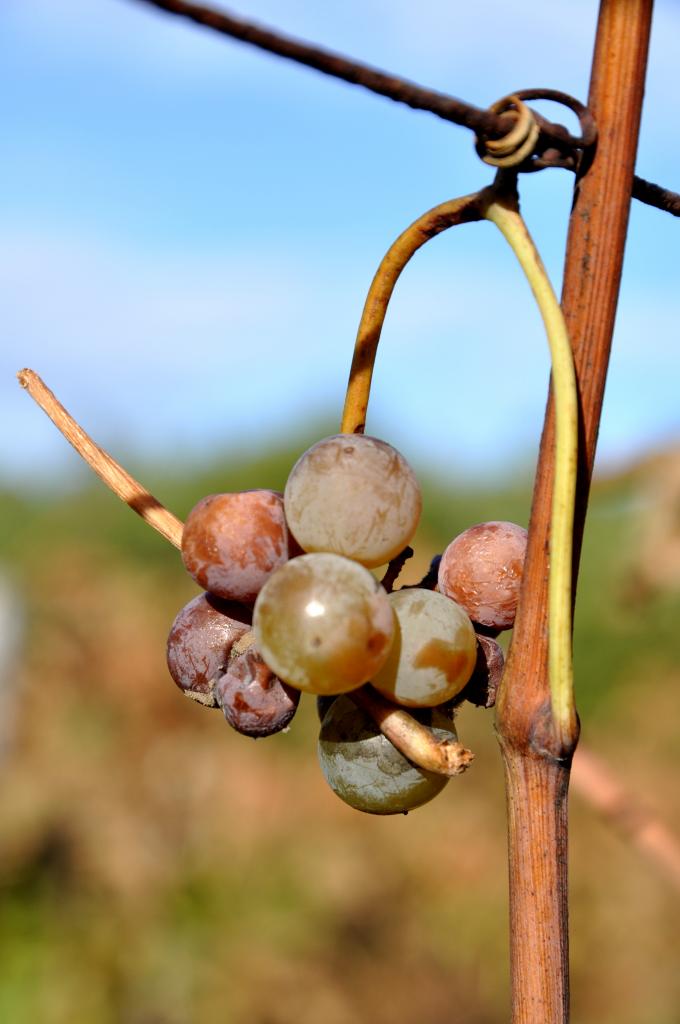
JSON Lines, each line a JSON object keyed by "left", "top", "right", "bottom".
{"left": 284, "top": 434, "right": 422, "bottom": 568}
{"left": 166, "top": 594, "right": 251, "bottom": 706}
{"left": 318, "top": 695, "right": 453, "bottom": 814}
{"left": 215, "top": 647, "right": 300, "bottom": 737}
{"left": 182, "top": 489, "right": 298, "bottom": 604}
{"left": 253, "top": 553, "right": 394, "bottom": 695}
{"left": 438, "top": 521, "right": 528, "bottom": 631}
{"left": 371, "top": 589, "right": 476, "bottom": 707}
{"left": 460, "top": 634, "right": 505, "bottom": 708}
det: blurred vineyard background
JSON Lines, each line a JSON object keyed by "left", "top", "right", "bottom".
{"left": 0, "top": 434, "right": 679, "bottom": 1024}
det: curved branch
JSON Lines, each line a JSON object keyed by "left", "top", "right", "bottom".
{"left": 341, "top": 179, "right": 578, "bottom": 743}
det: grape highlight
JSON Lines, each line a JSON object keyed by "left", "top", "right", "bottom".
{"left": 253, "top": 553, "right": 395, "bottom": 695}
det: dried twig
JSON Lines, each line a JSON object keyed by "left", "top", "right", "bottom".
{"left": 17, "top": 369, "right": 184, "bottom": 549}
{"left": 348, "top": 686, "right": 474, "bottom": 777}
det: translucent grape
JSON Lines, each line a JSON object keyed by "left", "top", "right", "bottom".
{"left": 166, "top": 594, "right": 251, "bottom": 706}
{"left": 318, "top": 695, "right": 453, "bottom": 814}
{"left": 438, "top": 521, "right": 528, "bottom": 631}
{"left": 182, "top": 489, "right": 298, "bottom": 604}
{"left": 283, "top": 434, "right": 421, "bottom": 568}
{"left": 253, "top": 553, "right": 394, "bottom": 695}
{"left": 371, "top": 588, "right": 476, "bottom": 707}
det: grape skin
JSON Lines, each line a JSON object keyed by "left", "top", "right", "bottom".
{"left": 438, "top": 521, "right": 528, "bottom": 631}
{"left": 318, "top": 695, "right": 453, "bottom": 815}
{"left": 182, "top": 490, "right": 297, "bottom": 604}
{"left": 253, "top": 553, "right": 395, "bottom": 695}
{"left": 215, "top": 648, "right": 300, "bottom": 737}
{"left": 166, "top": 594, "right": 251, "bottom": 706}
{"left": 371, "top": 589, "right": 477, "bottom": 707}
{"left": 284, "top": 434, "right": 422, "bottom": 568}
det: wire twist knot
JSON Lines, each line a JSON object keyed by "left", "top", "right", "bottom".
{"left": 475, "top": 95, "right": 540, "bottom": 168}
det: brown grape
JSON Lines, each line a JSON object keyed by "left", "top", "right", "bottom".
{"left": 438, "top": 521, "right": 528, "bottom": 631}
{"left": 181, "top": 489, "right": 298, "bottom": 604}
{"left": 215, "top": 647, "right": 300, "bottom": 737}
{"left": 166, "top": 594, "right": 251, "bottom": 706}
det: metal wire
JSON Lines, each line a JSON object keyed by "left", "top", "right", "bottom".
{"left": 133, "top": 0, "right": 678, "bottom": 215}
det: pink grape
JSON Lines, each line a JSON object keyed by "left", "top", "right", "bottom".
{"left": 438, "top": 521, "right": 528, "bottom": 631}
{"left": 181, "top": 489, "right": 298, "bottom": 604}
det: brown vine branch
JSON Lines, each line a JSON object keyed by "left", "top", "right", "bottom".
{"left": 497, "top": 1, "right": 654, "bottom": 1018}
{"left": 572, "top": 746, "right": 680, "bottom": 893}
{"left": 17, "top": 369, "right": 184, "bottom": 550}
{"left": 132, "top": 0, "right": 678, "bottom": 214}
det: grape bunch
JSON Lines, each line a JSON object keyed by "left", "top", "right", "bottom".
{"left": 166, "top": 433, "right": 527, "bottom": 815}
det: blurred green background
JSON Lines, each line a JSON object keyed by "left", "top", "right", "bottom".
{"left": 0, "top": 435, "right": 678, "bottom": 1024}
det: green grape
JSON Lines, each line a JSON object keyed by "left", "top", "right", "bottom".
{"left": 372, "top": 588, "right": 476, "bottom": 707}
{"left": 253, "top": 553, "right": 395, "bottom": 695}
{"left": 283, "top": 434, "right": 422, "bottom": 568}
{"left": 318, "top": 695, "right": 453, "bottom": 815}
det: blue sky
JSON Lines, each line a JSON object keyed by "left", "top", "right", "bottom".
{"left": 3, "top": 0, "right": 679, "bottom": 489}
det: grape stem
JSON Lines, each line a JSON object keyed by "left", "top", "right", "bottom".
{"left": 348, "top": 686, "right": 474, "bottom": 776}
{"left": 341, "top": 176, "right": 578, "bottom": 744}
{"left": 379, "top": 545, "right": 413, "bottom": 593}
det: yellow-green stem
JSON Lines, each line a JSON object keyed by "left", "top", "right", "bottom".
{"left": 484, "top": 198, "right": 577, "bottom": 745}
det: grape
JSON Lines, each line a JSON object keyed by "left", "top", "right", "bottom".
{"left": 438, "top": 521, "right": 528, "bottom": 631}
{"left": 182, "top": 490, "right": 298, "bottom": 604}
{"left": 253, "top": 553, "right": 394, "bottom": 695}
{"left": 459, "top": 634, "right": 505, "bottom": 709}
{"left": 283, "top": 434, "right": 422, "bottom": 568}
{"left": 215, "top": 647, "right": 300, "bottom": 737}
{"left": 318, "top": 695, "right": 453, "bottom": 814}
{"left": 166, "top": 594, "right": 251, "bottom": 706}
{"left": 371, "top": 589, "right": 476, "bottom": 707}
